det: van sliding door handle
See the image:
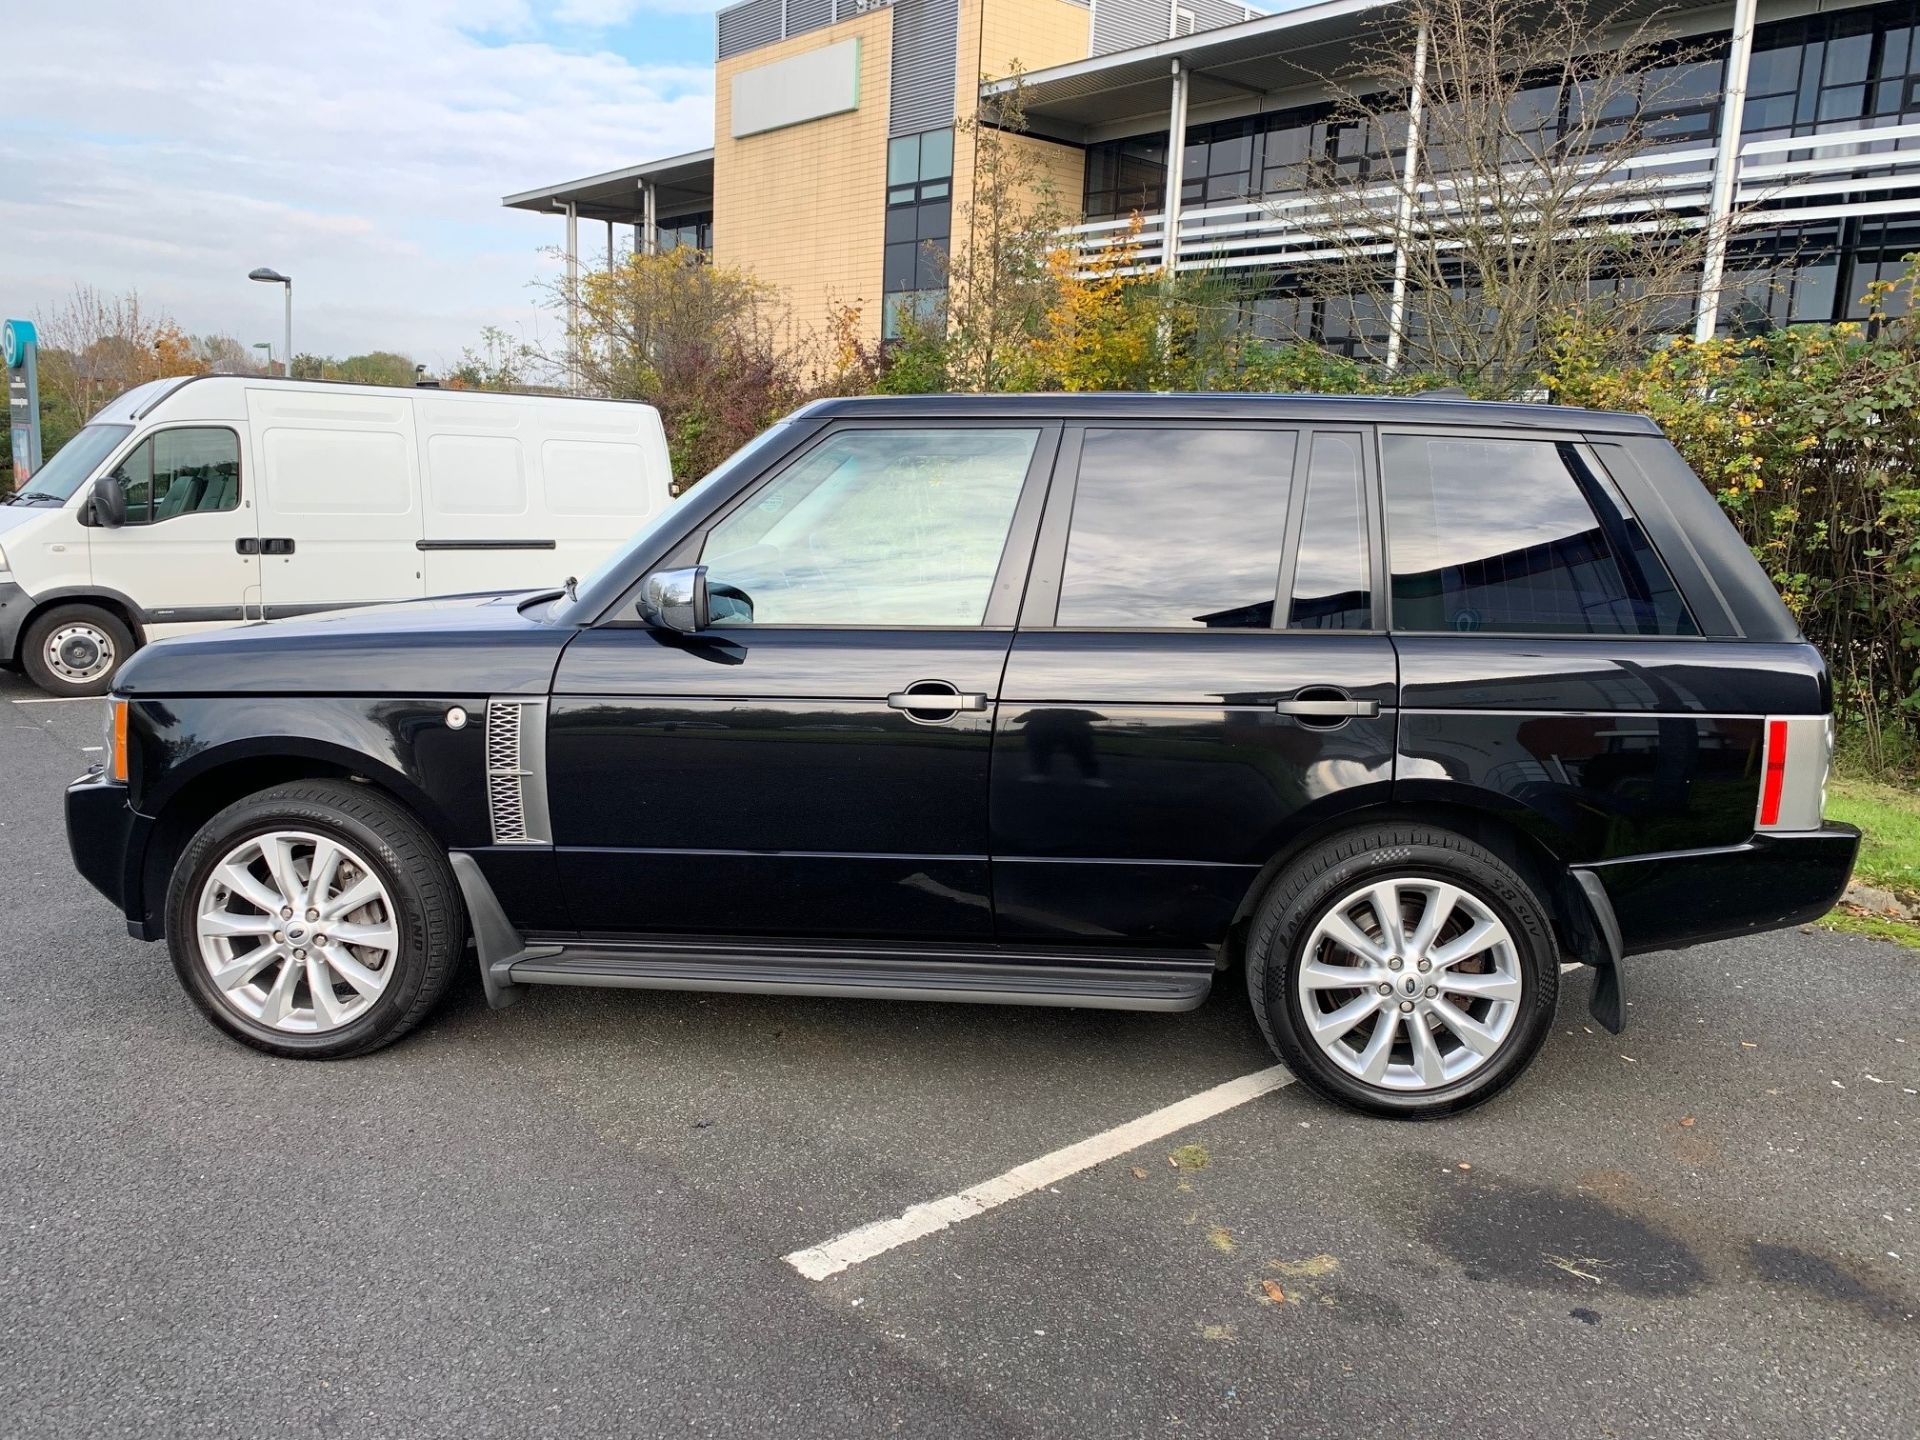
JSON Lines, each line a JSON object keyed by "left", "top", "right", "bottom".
{"left": 235, "top": 538, "right": 260, "bottom": 555}
{"left": 1274, "top": 697, "right": 1380, "bottom": 718}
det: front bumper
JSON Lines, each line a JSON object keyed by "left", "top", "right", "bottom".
{"left": 0, "top": 578, "right": 33, "bottom": 664}
{"left": 66, "top": 772, "right": 155, "bottom": 938}
{"left": 1584, "top": 824, "right": 1862, "bottom": 955}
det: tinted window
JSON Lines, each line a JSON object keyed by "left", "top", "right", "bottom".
{"left": 1289, "top": 432, "right": 1372, "bottom": 630}
{"left": 701, "top": 427, "right": 1038, "bottom": 626}
{"left": 1057, "top": 428, "right": 1296, "bottom": 628}
{"left": 1383, "top": 436, "right": 1695, "bottom": 635}
{"left": 116, "top": 428, "right": 241, "bottom": 524}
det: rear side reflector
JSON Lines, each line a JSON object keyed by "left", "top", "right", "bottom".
{"left": 1756, "top": 715, "right": 1829, "bottom": 833}
{"left": 1759, "top": 719, "right": 1788, "bottom": 827}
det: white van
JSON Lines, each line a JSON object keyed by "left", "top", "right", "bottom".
{"left": 0, "top": 375, "right": 673, "bottom": 694}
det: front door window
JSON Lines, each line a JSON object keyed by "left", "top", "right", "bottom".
{"left": 700, "top": 427, "right": 1040, "bottom": 627}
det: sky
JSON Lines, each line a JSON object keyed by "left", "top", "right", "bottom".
{"left": 0, "top": 0, "right": 723, "bottom": 371}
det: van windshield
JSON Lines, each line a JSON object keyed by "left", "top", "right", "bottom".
{"left": 8, "top": 424, "right": 133, "bottom": 503}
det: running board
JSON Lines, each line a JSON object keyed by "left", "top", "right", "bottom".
{"left": 500, "top": 938, "right": 1214, "bottom": 1013}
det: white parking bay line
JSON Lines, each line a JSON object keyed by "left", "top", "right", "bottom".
{"left": 783, "top": 1064, "right": 1295, "bottom": 1281}
{"left": 10, "top": 696, "right": 98, "bottom": 705}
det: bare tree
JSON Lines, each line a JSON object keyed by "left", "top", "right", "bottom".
{"left": 1278, "top": 0, "right": 1730, "bottom": 393}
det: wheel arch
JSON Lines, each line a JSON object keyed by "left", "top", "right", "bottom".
{"left": 135, "top": 739, "right": 457, "bottom": 942}
{"left": 11, "top": 588, "right": 148, "bottom": 663}
{"left": 1226, "top": 798, "right": 1610, "bottom": 973}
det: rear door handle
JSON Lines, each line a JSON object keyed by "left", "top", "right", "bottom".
{"left": 262, "top": 537, "right": 296, "bottom": 555}
{"left": 1274, "top": 698, "right": 1380, "bottom": 718}
{"left": 888, "top": 688, "right": 989, "bottom": 713}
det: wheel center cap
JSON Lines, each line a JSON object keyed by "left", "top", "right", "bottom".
{"left": 288, "top": 926, "right": 306, "bottom": 941}
{"left": 1402, "top": 976, "right": 1420, "bottom": 997}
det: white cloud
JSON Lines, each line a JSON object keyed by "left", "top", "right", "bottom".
{"left": 0, "top": 0, "right": 715, "bottom": 369}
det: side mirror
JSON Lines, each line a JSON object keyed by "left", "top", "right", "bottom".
{"left": 88, "top": 474, "right": 128, "bottom": 529}
{"left": 636, "top": 565, "right": 709, "bottom": 634}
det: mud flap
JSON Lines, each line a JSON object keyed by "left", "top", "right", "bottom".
{"left": 450, "top": 852, "right": 536, "bottom": 1009}
{"left": 1573, "top": 869, "right": 1627, "bottom": 1035}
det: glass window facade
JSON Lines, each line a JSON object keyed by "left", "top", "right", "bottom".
{"left": 883, "top": 128, "right": 953, "bottom": 340}
{"left": 656, "top": 211, "right": 712, "bottom": 254}
{"left": 1080, "top": 0, "right": 1920, "bottom": 335}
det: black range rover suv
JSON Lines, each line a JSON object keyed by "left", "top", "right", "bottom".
{"left": 65, "top": 395, "right": 1858, "bottom": 1116}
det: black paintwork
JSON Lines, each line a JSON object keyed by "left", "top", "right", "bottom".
{"left": 62, "top": 393, "right": 1859, "bottom": 989}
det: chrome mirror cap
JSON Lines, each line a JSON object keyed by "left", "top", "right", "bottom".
{"left": 637, "top": 565, "right": 709, "bottom": 634}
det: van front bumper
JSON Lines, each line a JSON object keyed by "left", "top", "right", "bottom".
{"left": 0, "top": 579, "right": 32, "bottom": 663}
{"left": 66, "top": 772, "right": 157, "bottom": 939}
{"left": 1583, "top": 825, "right": 1862, "bottom": 955}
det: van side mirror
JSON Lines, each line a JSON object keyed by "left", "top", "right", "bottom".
{"left": 87, "top": 474, "right": 128, "bottom": 529}
{"left": 636, "top": 565, "right": 709, "bottom": 634}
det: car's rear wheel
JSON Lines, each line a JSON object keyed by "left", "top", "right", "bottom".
{"left": 1247, "top": 826, "right": 1559, "bottom": 1118}
{"left": 21, "top": 603, "right": 134, "bottom": 696}
{"left": 165, "top": 780, "right": 465, "bottom": 1058}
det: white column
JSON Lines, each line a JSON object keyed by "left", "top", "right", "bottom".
{"left": 564, "top": 201, "right": 580, "bottom": 393}
{"left": 606, "top": 218, "right": 615, "bottom": 268}
{"left": 1384, "top": 21, "right": 1429, "bottom": 374}
{"left": 1694, "top": 0, "right": 1759, "bottom": 342}
{"left": 1161, "top": 60, "right": 1189, "bottom": 275}
{"left": 642, "top": 181, "right": 658, "bottom": 255}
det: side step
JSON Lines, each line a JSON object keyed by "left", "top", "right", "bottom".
{"left": 501, "top": 937, "right": 1214, "bottom": 1013}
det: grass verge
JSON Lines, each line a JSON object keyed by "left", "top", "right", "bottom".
{"left": 1820, "top": 771, "right": 1920, "bottom": 950}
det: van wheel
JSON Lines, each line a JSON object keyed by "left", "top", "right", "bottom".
{"left": 21, "top": 604, "right": 135, "bottom": 696}
{"left": 1246, "top": 826, "right": 1559, "bottom": 1119}
{"left": 164, "top": 780, "right": 465, "bottom": 1059}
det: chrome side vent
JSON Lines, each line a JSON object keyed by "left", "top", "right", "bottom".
{"left": 485, "top": 699, "right": 551, "bottom": 845}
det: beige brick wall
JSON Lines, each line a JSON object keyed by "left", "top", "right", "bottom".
{"left": 712, "top": 0, "right": 1090, "bottom": 348}
{"left": 952, "top": 0, "right": 1091, "bottom": 262}
{"left": 713, "top": 10, "right": 895, "bottom": 349}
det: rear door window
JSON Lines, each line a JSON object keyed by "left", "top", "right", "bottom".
{"left": 1287, "top": 432, "right": 1372, "bottom": 630}
{"left": 1056, "top": 427, "right": 1297, "bottom": 628}
{"left": 1382, "top": 435, "right": 1695, "bottom": 635}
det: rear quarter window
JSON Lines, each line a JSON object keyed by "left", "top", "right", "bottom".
{"left": 1382, "top": 434, "right": 1695, "bottom": 636}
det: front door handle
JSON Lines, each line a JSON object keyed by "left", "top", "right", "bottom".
{"left": 235, "top": 537, "right": 260, "bottom": 555}
{"left": 887, "top": 686, "right": 989, "bottom": 713}
{"left": 1274, "top": 697, "right": 1380, "bottom": 718}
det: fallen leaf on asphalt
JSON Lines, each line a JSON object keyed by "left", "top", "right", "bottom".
{"left": 1457, "top": 1162, "right": 1472, "bottom": 1171}
{"left": 1260, "top": 1280, "right": 1286, "bottom": 1304}
{"left": 1269, "top": 1254, "right": 1339, "bottom": 1279}
{"left": 1679, "top": 1116, "right": 1696, "bottom": 1128}
{"left": 1131, "top": 1167, "right": 1148, "bottom": 1180}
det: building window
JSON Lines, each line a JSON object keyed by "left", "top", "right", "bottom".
{"left": 884, "top": 128, "right": 953, "bottom": 339}
{"left": 656, "top": 211, "right": 712, "bottom": 254}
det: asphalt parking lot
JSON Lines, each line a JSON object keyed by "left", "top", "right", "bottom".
{"left": 1, "top": 668, "right": 1913, "bottom": 1439}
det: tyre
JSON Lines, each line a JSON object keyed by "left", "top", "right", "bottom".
{"left": 21, "top": 603, "right": 135, "bottom": 697}
{"left": 1246, "top": 826, "right": 1559, "bottom": 1119}
{"left": 165, "top": 780, "right": 466, "bottom": 1058}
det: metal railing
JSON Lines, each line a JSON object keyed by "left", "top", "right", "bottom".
{"left": 1058, "top": 120, "right": 1920, "bottom": 276}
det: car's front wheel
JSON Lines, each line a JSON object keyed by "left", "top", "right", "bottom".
{"left": 165, "top": 780, "right": 465, "bottom": 1058}
{"left": 1247, "top": 826, "right": 1559, "bottom": 1118}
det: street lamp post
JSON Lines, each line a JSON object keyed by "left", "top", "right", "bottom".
{"left": 248, "top": 268, "right": 293, "bottom": 377}
{"left": 251, "top": 341, "right": 274, "bottom": 376}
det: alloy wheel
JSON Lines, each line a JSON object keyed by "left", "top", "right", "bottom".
{"left": 1295, "top": 876, "right": 1524, "bottom": 1092}
{"left": 195, "top": 830, "right": 399, "bottom": 1034}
